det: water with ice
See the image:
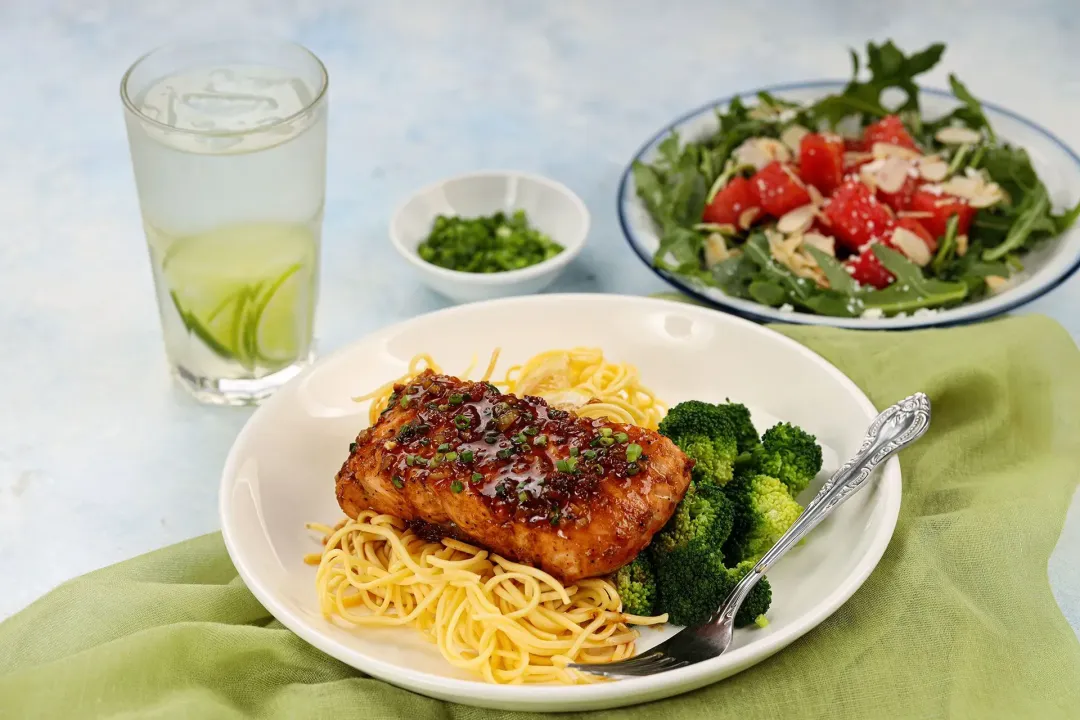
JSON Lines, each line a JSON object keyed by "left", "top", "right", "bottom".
{"left": 135, "top": 65, "right": 318, "bottom": 152}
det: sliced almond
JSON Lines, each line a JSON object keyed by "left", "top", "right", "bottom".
{"left": 844, "top": 151, "right": 874, "bottom": 167}
{"left": 938, "top": 175, "right": 983, "bottom": 199}
{"left": 898, "top": 210, "right": 934, "bottom": 219}
{"left": 802, "top": 231, "right": 836, "bottom": 257}
{"left": 780, "top": 163, "right": 806, "bottom": 188}
{"left": 969, "top": 182, "right": 1005, "bottom": 209}
{"left": 985, "top": 275, "right": 1010, "bottom": 294}
{"left": 781, "top": 125, "right": 810, "bottom": 156}
{"left": 891, "top": 227, "right": 932, "bottom": 266}
{"left": 872, "top": 142, "right": 920, "bottom": 160}
{"left": 703, "top": 233, "right": 730, "bottom": 268}
{"left": 733, "top": 137, "right": 790, "bottom": 170}
{"left": 935, "top": 126, "right": 983, "bottom": 145}
{"left": 806, "top": 183, "right": 825, "bottom": 207}
{"left": 873, "top": 156, "right": 913, "bottom": 194}
{"left": 918, "top": 158, "right": 949, "bottom": 182}
{"left": 777, "top": 204, "right": 816, "bottom": 234}
{"left": 738, "top": 207, "right": 761, "bottom": 230}
{"left": 956, "top": 234, "right": 969, "bottom": 257}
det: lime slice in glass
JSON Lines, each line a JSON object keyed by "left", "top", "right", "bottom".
{"left": 252, "top": 264, "right": 305, "bottom": 368}
{"left": 161, "top": 223, "right": 315, "bottom": 368}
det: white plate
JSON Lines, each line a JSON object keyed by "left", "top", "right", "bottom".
{"left": 618, "top": 82, "right": 1080, "bottom": 329}
{"left": 219, "top": 294, "right": 901, "bottom": 712}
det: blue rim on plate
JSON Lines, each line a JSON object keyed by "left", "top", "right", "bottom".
{"left": 618, "top": 80, "right": 1080, "bottom": 329}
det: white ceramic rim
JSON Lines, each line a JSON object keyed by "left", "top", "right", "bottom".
{"left": 219, "top": 294, "right": 901, "bottom": 708}
{"left": 389, "top": 170, "right": 590, "bottom": 286}
{"left": 618, "top": 81, "right": 1080, "bottom": 330}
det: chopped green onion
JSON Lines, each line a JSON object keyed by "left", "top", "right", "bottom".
{"left": 512, "top": 433, "right": 527, "bottom": 445}
{"left": 523, "top": 426, "right": 538, "bottom": 436}
{"left": 461, "top": 450, "right": 474, "bottom": 463}
{"left": 626, "top": 463, "right": 640, "bottom": 476}
{"left": 497, "top": 448, "right": 513, "bottom": 460}
{"left": 600, "top": 428, "right": 613, "bottom": 438}
{"left": 471, "top": 472, "right": 483, "bottom": 484}
{"left": 444, "top": 451, "right": 459, "bottom": 462}
{"left": 533, "top": 434, "right": 548, "bottom": 447}
{"left": 557, "top": 457, "right": 578, "bottom": 473}
{"left": 614, "top": 432, "right": 629, "bottom": 444}
{"left": 569, "top": 447, "right": 579, "bottom": 457}
{"left": 450, "top": 480, "right": 464, "bottom": 493}
{"left": 484, "top": 432, "right": 498, "bottom": 444}
{"left": 583, "top": 449, "right": 598, "bottom": 460}
{"left": 449, "top": 393, "right": 464, "bottom": 405}
{"left": 392, "top": 475, "right": 404, "bottom": 489}
{"left": 437, "top": 443, "right": 450, "bottom": 452}
{"left": 348, "top": 442, "right": 357, "bottom": 453}
{"left": 518, "top": 491, "right": 529, "bottom": 503}
{"left": 438, "top": 404, "right": 449, "bottom": 412}
{"left": 399, "top": 397, "right": 411, "bottom": 408}
{"left": 626, "top": 443, "right": 643, "bottom": 463}
{"left": 405, "top": 455, "right": 416, "bottom": 466}
{"left": 454, "top": 414, "right": 471, "bottom": 429}
{"left": 599, "top": 437, "right": 615, "bottom": 447}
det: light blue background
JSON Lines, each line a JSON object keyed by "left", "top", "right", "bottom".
{"left": 2, "top": 0, "right": 1078, "bottom": 644}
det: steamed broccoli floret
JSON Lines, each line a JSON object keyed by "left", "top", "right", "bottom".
{"left": 654, "top": 545, "right": 772, "bottom": 627}
{"left": 728, "top": 560, "right": 772, "bottom": 626}
{"left": 720, "top": 401, "right": 762, "bottom": 455}
{"left": 659, "top": 401, "right": 759, "bottom": 486}
{"left": 651, "top": 483, "right": 734, "bottom": 556}
{"left": 754, "top": 422, "right": 824, "bottom": 498}
{"left": 722, "top": 473, "right": 803, "bottom": 565}
{"left": 613, "top": 555, "right": 657, "bottom": 616}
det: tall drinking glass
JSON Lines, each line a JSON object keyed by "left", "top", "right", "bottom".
{"left": 121, "top": 40, "right": 327, "bottom": 405}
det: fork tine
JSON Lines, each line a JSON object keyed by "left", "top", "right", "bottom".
{"left": 569, "top": 651, "right": 689, "bottom": 677}
{"left": 572, "top": 655, "right": 689, "bottom": 677}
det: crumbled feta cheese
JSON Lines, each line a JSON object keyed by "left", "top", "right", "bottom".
{"left": 913, "top": 308, "right": 940, "bottom": 318}
{"left": 779, "top": 303, "right": 794, "bottom": 313}
{"left": 861, "top": 308, "right": 885, "bottom": 320}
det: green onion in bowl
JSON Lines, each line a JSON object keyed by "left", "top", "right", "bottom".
{"left": 417, "top": 210, "right": 564, "bottom": 273}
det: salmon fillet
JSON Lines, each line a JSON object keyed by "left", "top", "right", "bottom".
{"left": 334, "top": 371, "right": 693, "bottom": 583}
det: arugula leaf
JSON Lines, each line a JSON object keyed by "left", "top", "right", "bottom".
{"left": 809, "top": 40, "right": 944, "bottom": 126}
{"left": 930, "top": 214, "right": 961, "bottom": 275}
{"left": 804, "top": 246, "right": 858, "bottom": 294}
{"left": 863, "top": 246, "right": 968, "bottom": 313}
{"left": 748, "top": 280, "right": 788, "bottom": 307}
{"left": 983, "top": 184, "right": 1050, "bottom": 261}
{"left": 947, "top": 74, "right": 996, "bottom": 142}
{"left": 1055, "top": 199, "right": 1080, "bottom": 233}
{"left": 979, "top": 145, "right": 1041, "bottom": 200}
{"left": 742, "top": 233, "right": 818, "bottom": 304}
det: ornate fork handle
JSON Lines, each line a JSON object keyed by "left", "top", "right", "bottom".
{"left": 710, "top": 392, "right": 931, "bottom": 627}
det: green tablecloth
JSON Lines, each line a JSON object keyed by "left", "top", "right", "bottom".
{"left": 3, "top": 315, "right": 1080, "bottom": 719}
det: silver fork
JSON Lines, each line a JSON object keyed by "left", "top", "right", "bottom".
{"left": 570, "top": 392, "right": 931, "bottom": 678}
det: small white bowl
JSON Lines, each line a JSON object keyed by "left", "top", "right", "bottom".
{"left": 390, "top": 171, "right": 590, "bottom": 303}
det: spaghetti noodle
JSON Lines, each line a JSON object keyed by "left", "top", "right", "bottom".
{"left": 306, "top": 513, "right": 667, "bottom": 684}
{"left": 352, "top": 347, "right": 664, "bottom": 429}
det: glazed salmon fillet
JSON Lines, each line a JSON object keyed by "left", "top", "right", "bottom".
{"left": 335, "top": 371, "right": 693, "bottom": 583}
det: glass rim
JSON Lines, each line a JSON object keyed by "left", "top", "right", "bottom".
{"left": 119, "top": 38, "right": 329, "bottom": 139}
